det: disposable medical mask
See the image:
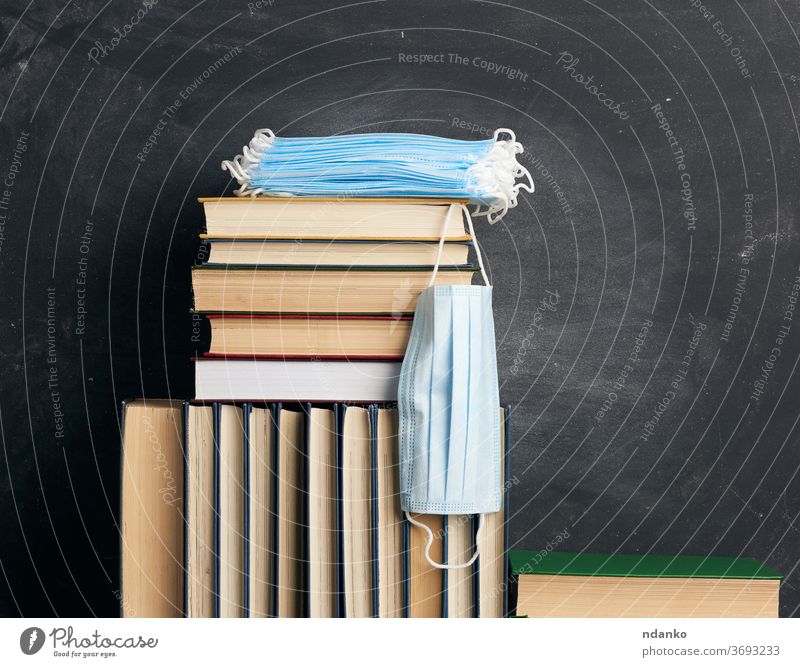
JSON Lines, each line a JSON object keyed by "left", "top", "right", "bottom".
{"left": 221, "top": 128, "right": 533, "bottom": 224}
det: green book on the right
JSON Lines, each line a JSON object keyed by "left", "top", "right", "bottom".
{"left": 510, "top": 550, "right": 781, "bottom": 618}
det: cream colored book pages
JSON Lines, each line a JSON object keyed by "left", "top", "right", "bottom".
{"left": 210, "top": 317, "right": 412, "bottom": 357}
{"left": 186, "top": 405, "right": 215, "bottom": 618}
{"left": 516, "top": 575, "right": 779, "bottom": 618}
{"left": 218, "top": 405, "right": 245, "bottom": 618}
{"left": 248, "top": 407, "right": 274, "bottom": 618}
{"left": 121, "top": 400, "right": 184, "bottom": 617}
{"left": 191, "top": 268, "right": 473, "bottom": 313}
{"left": 478, "top": 407, "right": 506, "bottom": 618}
{"left": 308, "top": 408, "right": 337, "bottom": 618}
{"left": 342, "top": 407, "right": 373, "bottom": 618}
{"left": 277, "top": 409, "right": 303, "bottom": 617}
{"left": 201, "top": 199, "right": 468, "bottom": 240}
{"left": 446, "top": 516, "right": 475, "bottom": 618}
{"left": 206, "top": 240, "right": 469, "bottom": 266}
{"left": 408, "top": 514, "right": 444, "bottom": 617}
{"left": 376, "top": 409, "right": 403, "bottom": 618}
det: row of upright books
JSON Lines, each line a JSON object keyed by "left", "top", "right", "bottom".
{"left": 120, "top": 397, "right": 781, "bottom": 618}
{"left": 120, "top": 400, "right": 510, "bottom": 617}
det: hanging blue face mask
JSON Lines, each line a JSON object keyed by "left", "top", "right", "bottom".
{"left": 221, "top": 128, "right": 533, "bottom": 224}
{"left": 398, "top": 208, "right": 501, "bottom": 570}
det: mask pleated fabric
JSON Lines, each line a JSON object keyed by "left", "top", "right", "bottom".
{"left": 399, "top": 206, "right": 501, "bottom": 570}
{"left": 221, "top": 128, "right": 534, "bottom": 224}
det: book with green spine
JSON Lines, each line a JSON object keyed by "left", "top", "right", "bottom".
{"left": 510, "top": 550, "right": 781, "bottom": 618}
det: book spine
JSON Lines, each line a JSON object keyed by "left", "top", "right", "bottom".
{"left": 369, "top": 404, "right": 379, "bottom": 618}
{"left": 442, "top": 516, "right": 449, "bottom": 618}
{"left": 333, "top": 403, "right": 342, "bottom": 618}
{"left": 302, "top": 403, "right": 311, "bottom": 618}
{"left": 401, "top": 520, "right": 409, "bottom": 618}
{"left": 336, "top": 404, "right": 346, "bottom": 618}
{"left": 473, "top": 405, "right": 510, "bottom": 619}
{"left": 182, "top": 401, "right": 190, "bottom": 618}
{"left": 212, "top": 402, "right": 221, "bottom": 619}
{"left": 270, "top": 403, "right": 281, "bottom": 617}
{"left": 242, "top": 403, "right": 252, "bottom": 618}
{"left": 117, "top": 400, "right": 128, "bottom": 618}
{"left": 503, "top": 405, "right": 511, "bottom": 618}
{"left": 471, "top": 515, "right": 479, "bottom": 618}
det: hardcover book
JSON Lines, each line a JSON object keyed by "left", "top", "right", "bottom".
{"left": 204, "top": 314, "right": 412, "bottom": 358}
{"left": 204, "top": 238, "right": 470, "bottom": 266}
{"left": 191, "top": 265, "right": 475, "bottom": 314}
{"left": 199, "top": 197, "right": 470, "bottom": 240}
{"left": 120, "top": 400, "right": 184, "bottom": 618}
{"left": 510, "top": 550, "right": 782, "bottom": 618}
{"left": 123, "top": 401, "right": 510, "bottom": 618}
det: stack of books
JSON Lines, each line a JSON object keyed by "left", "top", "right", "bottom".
{"left": 119, "top": 197, "right": 510, "bottom": 618}
{"left": 117, "top": 196, "right": 780, "bottom": 619}
{"left": 191, "top": 198, "right": 476, "bottom": 402}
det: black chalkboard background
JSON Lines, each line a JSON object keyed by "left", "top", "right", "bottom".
{"left": 1, "top": 0, "right": 799, "bottom": 617}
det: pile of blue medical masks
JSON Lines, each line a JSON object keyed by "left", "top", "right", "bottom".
{"left": 221, "top": 128, "right": 534, "bottom": 224}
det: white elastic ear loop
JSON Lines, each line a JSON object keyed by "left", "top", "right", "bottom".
{"left": 493, "top": 128, "right": 516, "bottom": 143}
{"left": 427, "top": 210, "right": 451, "bottom": 288}
{"left": 516, "top": 164, "right": 535, "bottom": 194}
{"left": 221, "top": 155, "right": 249, "bottom": 182}
{"left": 221, "top": 128, "right": 277, "bottom": 196}
{"left": 406, "top": 512, "right": 485, "bottom": 570}
{"left": 462, "top": 205, "right": 491, "bottom": 284}
{"left": 486, "top": 201, "right": 509, "bottom": 226}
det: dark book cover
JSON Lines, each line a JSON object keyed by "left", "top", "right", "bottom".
{"left": 241, "top": 403, "right": 252, "bottom": 617}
